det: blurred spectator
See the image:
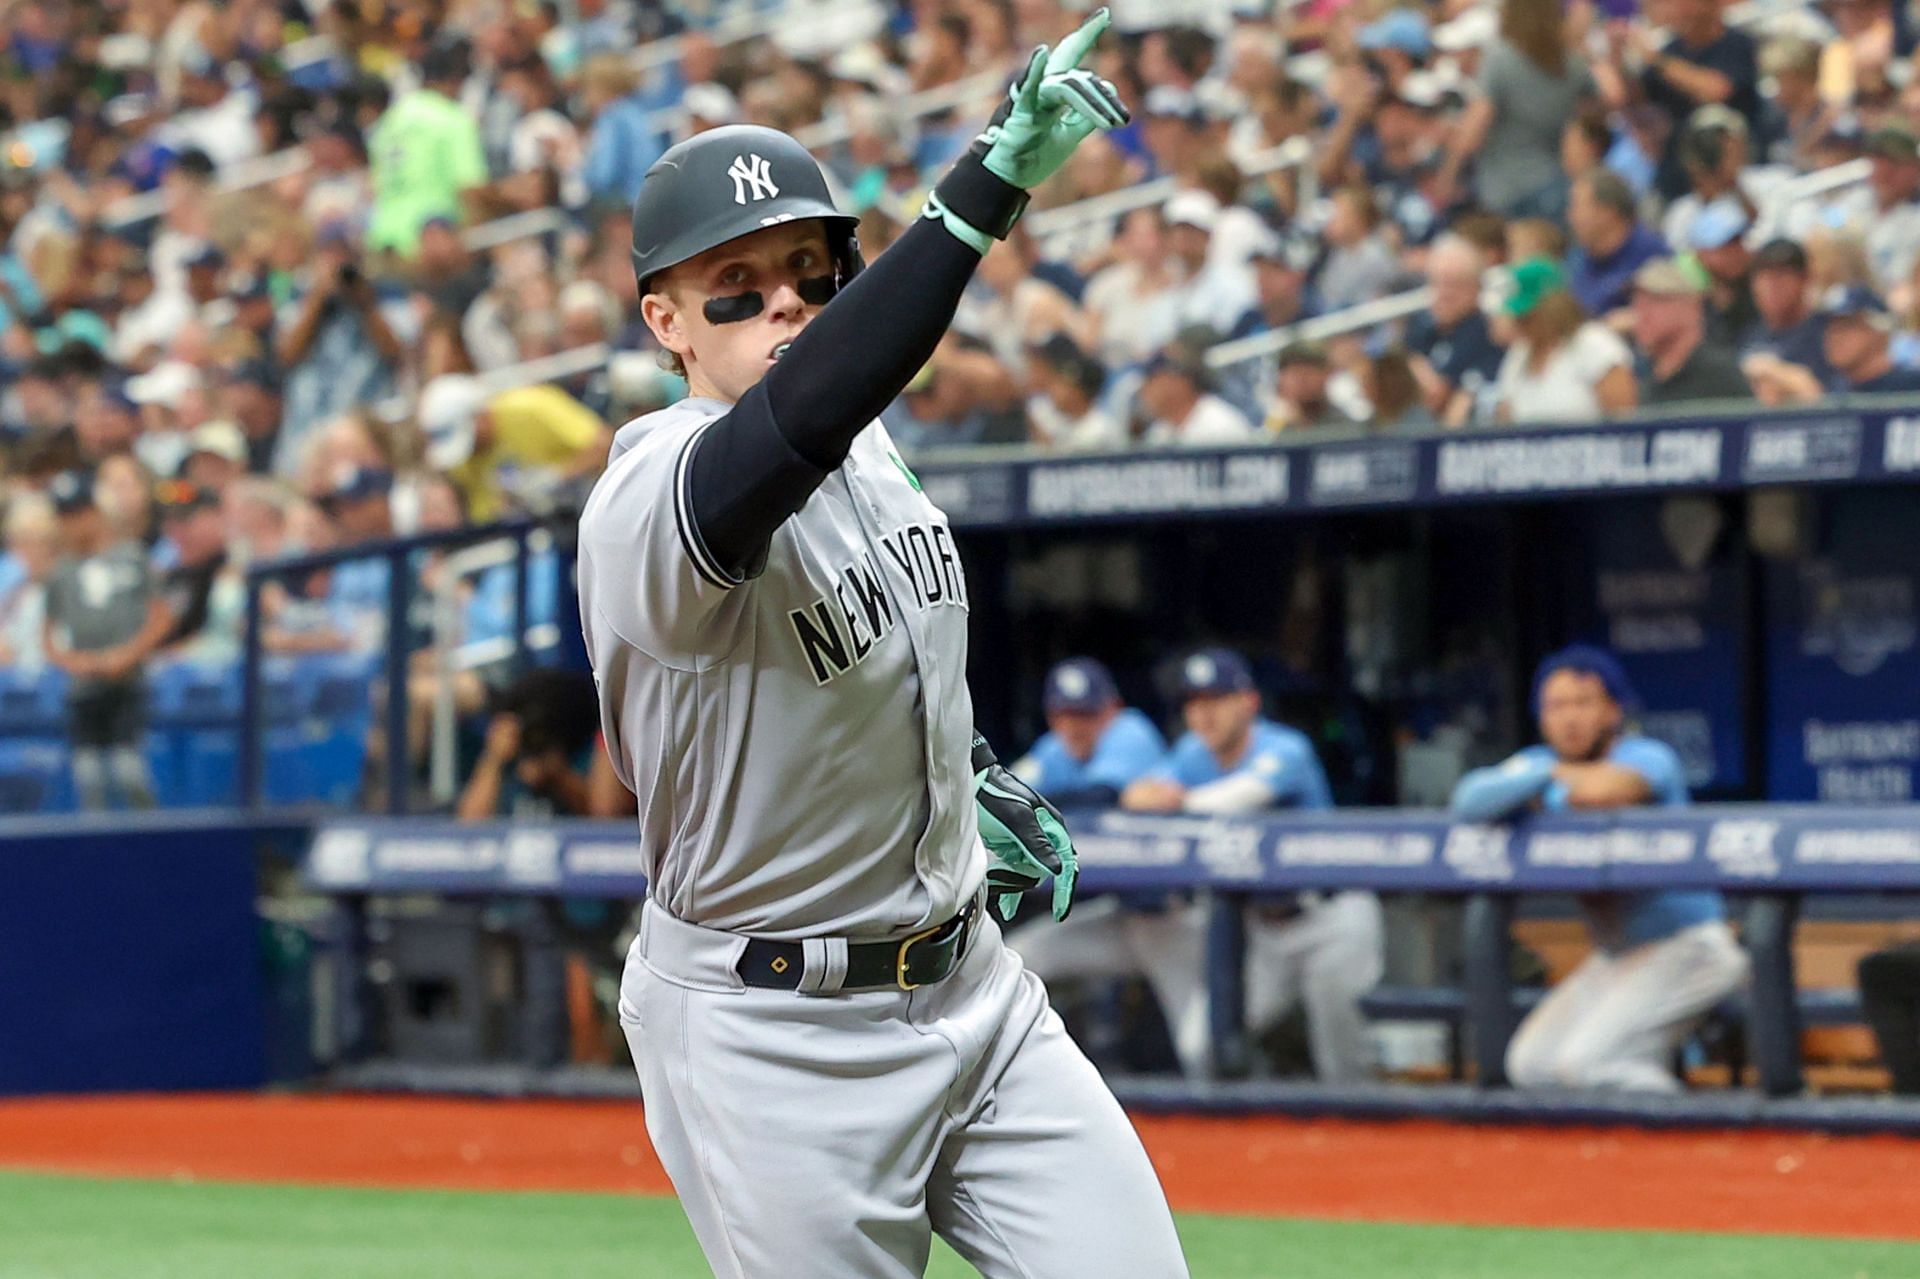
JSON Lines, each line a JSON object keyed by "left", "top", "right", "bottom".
{"left": 42, "top": 469, "right": 170, "bottom": 810}
{"left": 1027, "top": 333, "right": 1122, "bottom": 451}
{"left": 1363, "top": 347, "right": 1435, "bottom": 431}
{"left": 1314, "top": 185, "right": 1401, "bottom": 311}
{"left": 152, "top": 478, "right": 242, "bottom": 661}
{"left": 1739, "top": 238, "right": 1829, "bottom": 382}
{"left": 1852, "top": 124, "right": 1920, "bottom": 296}
{"left": 1567, "top": 171, "right": 1669, "bottom": 320}
{"left": 275, "top": 229, "right": 405, "bottom": 475}
{"left": 1451, "top": 647, "right": 1748, "bottom": 1091}
{"left": 1629, "top": 258, "right": 1752, "bottom": 407}
{"left": 1227, "top": 228, "right": 1320, "bottom": 342}
{"left": 417, "top": 375, "right": 612, "bottom": 522}
{"left": 1157, "top": 191, "right": 1256, "bottom": 342}
{"left": 1687, "top": 201, "right": 1758, "bottom": 348}
{"left": 316, "top": 463, "right": 396, "bottom": 653}
{"left": 0, "top": 492, "right": 56, "bottom": 668}
{"left": 1405, "top": 235, "right": 1501, "bottom": 425}
{"left": 1440, "top": 0, "right": 1593, "bottom": 220}
{"left": 1816, "top": 285, "right": 1920, "bottom": 393}
{"left": 1608, "top": 0, "right": 1761, "bottom": 202}
{"left": 967, "top": 231, "right": 1094, "bottom": 383}
{"left": 1266, "top": 340, "right": 1358, "bottom": 434}
{"left": 1489, "top": 257, "right": 1638, "bottom": 424}
{"left": 1138, "top": 344, "right": 1256, "bottom": 447}
{"left": 458, "top": 667, "right": 603, "bottom": 820}
{"left": 1660, "top": 108, "right": 1774, "bottom": 254}
{"left": 367, "top": 42, "right": 487, "bottom": 259}
{"left": 580, "top": 54, "right": 667, "bottom": 206}
{"left": 1083, "top": 206, "right": 1179, "bottom": 368}
{"left": 215, "top": 362, "right": 285, "bottom": 472}
{"left": 1122, "top": 647, "right": 1380, "bottom": 1082}
{"left": 1858, "top": 942, "right": 1920, "bottom": 1095}
{"left": 1756, "top": 38, "right": 1833, "bottom": 172}
{"left": 181, "top": 421, "right": 250, "bottom": 496}
{"left": 94, "top": 452, "right": 157, "bottom": 550}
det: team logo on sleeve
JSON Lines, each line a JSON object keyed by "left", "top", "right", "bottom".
{"left": 729, "top": 154, "right": 779, "bottom": 204}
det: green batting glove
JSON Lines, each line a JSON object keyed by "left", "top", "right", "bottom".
{"left": 972, "top": 734, "right": 1078, "bottom": 923}
{"left": 975, "top": 9, "right": 1130, "bottom": 193}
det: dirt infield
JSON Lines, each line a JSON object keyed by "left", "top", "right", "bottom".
{"left": 0, "top": 1095, "right": 1915, "bottom": 1240}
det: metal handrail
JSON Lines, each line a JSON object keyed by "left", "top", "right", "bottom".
{"left": 794, "top": 62, "right": 1018, "bottom": 150}
{"left": 461, "top": 205, "right": 572, "bottom": 252}
{"left": 1025, "top": 137, "right": 1313, "bottom": 241}
{"left": 240, "top": 517, "right": 544, "bottom": 813}
{"left": 102, "top": 145, "right": 316, "bottom": 228}
{"left": 1205, "top": 287, "right": 1435, "bottom": 370}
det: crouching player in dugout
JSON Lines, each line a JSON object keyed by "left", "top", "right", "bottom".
{"left": 1451, "top": 646, "right": 1749, "bottom": 1091}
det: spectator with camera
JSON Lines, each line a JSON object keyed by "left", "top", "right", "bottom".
{"left": 1452, "top": 647, "right": 1748, "bottom": 1091}
{"left": 275, "top": 227, "right": 406, "bottom": 478}
{"left": 457, "top": 667, "right": 603, "bottom": 821}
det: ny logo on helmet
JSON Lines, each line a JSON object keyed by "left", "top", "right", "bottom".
{"left": 728, "top": 154, "right": 779, "bottom": 205}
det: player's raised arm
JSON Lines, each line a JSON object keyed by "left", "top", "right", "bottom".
{"left": 668, "top": 9, "right": 1127, "bottom": 582}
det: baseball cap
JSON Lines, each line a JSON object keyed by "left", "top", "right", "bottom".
{"left": 1865, "top": 123, "right": 1920, "bottom": 162}
{"left": 1163, "top": 189, "right": 1221, "bottom": 232}
{"left": 1175, "top": 647, "right": 1256, "bottom": 701}
{"left": 1250, "top": 227, "right": 1318, "bottom": 273}
{"left": 1686, "top": 104, "right": 1749, "bottom": 140}
{"left": 186, "top": 420, "right": 249, "bottom": 466}
{"left": 1043, "top": 658, "right": 1120, "bottom": 714}
{"left": 185, "top": 242, "right": 227, "bottom": 271}
{"left": 47, "top": 469, "right": 96, "bottom": 515}
{"left": 1751, "top": 238, "right": 1810, "bottom": 274}
{"left": 1686, "top": 197, "right": 1750, "bottom": 251}
{"left": 320, "top": 464, "right": 393, "bottom": 506}
{"left": 154, "top": 477, "right": 220, "bottom": 518}
{"left": 1490, "top": 255, "right": 1568, "bottom": 319}
{"left": 417, "top": 373, "right": 491, "bottom": 469}
{"left": 1632, "top": 257, "right": 1705, "bottom": 297}
{"left": 1818, "top": 283, "right": 1893, "bottom": 326}
{"left": 1532, "top": 645, "right": 1639, "bottom": 714}
{"left": 1358, "top": 9, "right": 1432, "bottom": 59}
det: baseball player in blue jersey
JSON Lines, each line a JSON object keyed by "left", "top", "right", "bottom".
{"left": 1010, "top": 657, "right": 1167, "bottom": 805}
{"left": 1122, "top": 648, "right": 1385, "bottom": 1081}
{"left": 1451, "top": 646, "right": 1749, "bottom": 1091}
{"left": 579, "top": 12, "right": 1188, "bottom": 1277}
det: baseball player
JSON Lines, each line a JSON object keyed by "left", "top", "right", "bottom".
{"left": 1451, "top": 646, "right": 1749, "bottom": 1091}
{"left": 577, "top": 13, "right": 1189, "bottom": 1278}
{"left": 1122, "top": 648, "right": 1384, "bottom": 1081}
{"left": 1003, "top": 658, "right": 1193, "bottom": 1066}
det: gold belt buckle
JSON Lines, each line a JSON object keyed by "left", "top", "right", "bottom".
{"left": 895, "top": 922, "right": 944, "bottom": 991}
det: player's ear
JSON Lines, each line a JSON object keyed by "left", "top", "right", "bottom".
{"left": 641, "top": 285, "right": 694, "bottom": 362}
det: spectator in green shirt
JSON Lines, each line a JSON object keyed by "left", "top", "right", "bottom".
{"left": 367, "top": 44, "right": 489, "bottom": 259}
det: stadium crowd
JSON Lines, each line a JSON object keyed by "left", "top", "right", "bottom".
{"left": 3, "top": 0, "right": 1916, "bottom": 1096}
{"left": 3, "top": 0, "right": 1920, "bottom": 809}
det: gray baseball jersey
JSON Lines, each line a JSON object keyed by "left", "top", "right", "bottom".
{"left": 578, "top": 397, "right": 986, "bottom": 941}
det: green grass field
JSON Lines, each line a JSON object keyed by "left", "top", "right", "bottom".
{"left": 2, "top": 1170, "right": 1916, "bottom": 1279}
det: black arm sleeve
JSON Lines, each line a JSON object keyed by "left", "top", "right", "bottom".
{"left": 684, "top": 155, "right": 1025, "bottom": 581}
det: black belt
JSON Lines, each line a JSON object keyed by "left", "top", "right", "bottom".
{"left": 737, "top": 898, "right": 980, "bottom": 992}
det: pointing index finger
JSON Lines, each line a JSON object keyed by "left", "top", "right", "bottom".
{"left": 1045, "top": 6, "right": 1110, "bottom": 75}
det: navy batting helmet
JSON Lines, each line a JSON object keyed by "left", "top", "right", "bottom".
{"left": 629, "top": 125, "right": 863, "bottom": 295}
